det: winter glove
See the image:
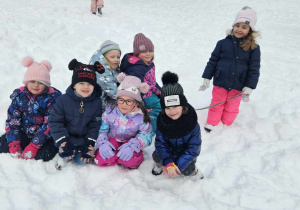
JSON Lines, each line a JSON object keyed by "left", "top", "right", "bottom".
{"left": 8, "top": 141, "right": 22, "bottom": 158}
{"left": 78, "top": 138, "right": 97, "bottom": 159}
{"left": 242, "top": 87, "right": 253, "bottom": 102}
{"left": 98, "top": 138, "right": 116, "bottom": 159}
{"left": 198, "top": 78, "right": 210, "bottom": 91}
{"left": 57, "top": 137, "right": 75, "bottom": 158}
{"left": 22, "top": 142, "right": 41, "bottom": 159}
{"left": 117, "top": 139, "right": 141, "bottom": 161}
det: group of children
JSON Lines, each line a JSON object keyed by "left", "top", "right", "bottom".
{"left": 0, "top": 7, "right": 261, "bottom": 179}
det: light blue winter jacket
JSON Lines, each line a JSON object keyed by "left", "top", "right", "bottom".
{"left": 89, "top": 50, "right": 121, "bottom": 107}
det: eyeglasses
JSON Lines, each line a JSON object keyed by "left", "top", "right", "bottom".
{"left": 117, "top": 98, "right": 136, "bottom": 106}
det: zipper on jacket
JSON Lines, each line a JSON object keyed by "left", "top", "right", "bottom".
{"left": 79, "top": 101, "right": 84, "bottom": 113}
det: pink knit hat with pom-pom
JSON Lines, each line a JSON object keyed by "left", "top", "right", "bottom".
{"left": 22, "top": 56, "right": 52, "bottom": 87}
{"left": 116, "top": 73, "right": 149, "bottom": 102}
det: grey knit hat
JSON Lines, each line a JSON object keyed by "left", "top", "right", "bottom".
{"left": 160, "top": 71, "right": 188, "bottom": 109}
{"left": 100, "top": 40, "right": 121, "bottom": 55}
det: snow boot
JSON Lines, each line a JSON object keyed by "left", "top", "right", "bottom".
{"left": 204, "top": 123, "right": 214, "bottom": 133}
{"left": 190, "top": 168, "right": 204, "bottom": 180}
{"left": 98, "top": 8, "right": 102, "bottom": 15}
{"left": 92, "top": 12, "right": 96, "bottom": 15}
{"left": 152, "top": 163, "right": 163, "bottom": 175}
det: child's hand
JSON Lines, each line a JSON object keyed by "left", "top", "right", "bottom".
{"left": 59, "top": 142, "right": 75, "bottom": 159}
{"left": 147, "top": 109, "right": 153, "bottom": 112}
{"left": 8, "top": 141, "right": 22, "bottom": 158}
{"left": 163, "top": 163, "right": 181, "bottom": 178}
{"left": 79, "top": 146, "right": 95, "bottom": 163}
{"left": 199, "top": 78, "right": 210, "bottom": 91}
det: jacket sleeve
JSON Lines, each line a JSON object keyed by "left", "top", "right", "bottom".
{"left": 85, "top": 101, "right": 102, "bottom": 142}
{"left": 31, "top": 92, "right": 62, "bottom": 146}
{"left": 132, "top": 122, "right": 152, "bottom": 150}
{"left": 155, "top": 129, "right": 174, "bottom": 167}
{"left": 202, "top": 40, "right": 222, "bottom": 80}
{"left": 5, "top": 97, "right": 22, "bottom": 143}
{"left": 95, "top": 111, "right": 110, "bottom": 146}
{"left": 245, "top": 45, "right": 261, "bottom": 89}
{"left": 48, "top": 97, "right": 69, "bottom": 146}
{"left": 176, "top": 124, "right": 202, "bottom": 171}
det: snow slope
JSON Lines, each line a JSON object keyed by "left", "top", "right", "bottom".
{"left": 0, "top": 0, "right": 300, "bottom": 209}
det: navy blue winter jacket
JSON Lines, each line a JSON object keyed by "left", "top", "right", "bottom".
{"left": 49, "top": 85, "right": 102, "bottom": 147}
{"left": 202, "top": 35, "right": 261, "bottom": 91}
{"left": 155, "top": 124, "right": 201, "bottom": 172}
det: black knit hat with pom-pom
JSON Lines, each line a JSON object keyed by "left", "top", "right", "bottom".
{"left": 160, "top": 71, "right": 188, "bottom": 109}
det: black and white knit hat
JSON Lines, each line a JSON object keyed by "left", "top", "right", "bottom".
{"left": 160, "top": 71, "right": 188, "bottom": 109}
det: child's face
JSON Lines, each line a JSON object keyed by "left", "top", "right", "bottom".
{"left": 26, "top": 81, "right": 46, "bottom": 95}
{"left": 138, "top": 51, "right": 154, "bottom": 63}
{"left": 165, "top": 106, "right": 183, "bottom": 120}
{"left": 233, "top": 23, "right": 250, "bottom": 38}
{"left": 74, "top": 82, "right": 94, "bottom": 98}
{"left": 104, "top": 50, "right": 121, "bottom": 70}
{"left": 117, "top": 96, "right": 138, "bottom": 114}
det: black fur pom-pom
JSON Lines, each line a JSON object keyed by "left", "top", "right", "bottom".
{"left": 161, "top": 71, "right": 178, "bottom": 85}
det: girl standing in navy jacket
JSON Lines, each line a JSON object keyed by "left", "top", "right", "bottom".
{"left": 49, "top": 59, "right": 104, "bottom": 167}
{"left": 152, "top": 72, "right": 203, "bottom": 178}
{"left": 199, "top": 6, "right": 261, "bottom": 132}
{"left": 120, "top": 33, "right": 161, "bottom": 136}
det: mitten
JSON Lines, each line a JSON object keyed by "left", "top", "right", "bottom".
{"left": 8, "top": 141, "right": 22, "bottom": 158}
{"left": 78, "top": 138, "right": 97, "bottom": 159}
{"left": 57, "top": 137, "right": 75, "bottom": 158}
{"left": 242, "top": 87, "right": 253, "bottom": 102}
{"left": 98, "top": 139, "right": 116, "bottom": 159}
{"left": 117, "top": 139, "right": 140, "bottom": 161}
{"left": 198, "top": 79, "right": 210, "bottom": 91}
{"left": 22, "top": 142, "right": 41, "bottom": 159}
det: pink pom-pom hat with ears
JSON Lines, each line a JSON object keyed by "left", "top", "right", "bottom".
{"left": 116, "top": 73, "right": 149, "bottom": 102}
{"left": 22, "top": 56, "right": 52, "bottom": 87}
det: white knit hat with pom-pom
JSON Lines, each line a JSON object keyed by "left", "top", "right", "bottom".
{"left": 22, "top": 56, "right": 52, "bottom": 87}
{"left": 116, "top": 73, "right": 149, "bottom": 102}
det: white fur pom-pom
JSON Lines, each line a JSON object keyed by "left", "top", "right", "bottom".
{"left": 139, "top": 82, "right": 149, "bottom": 94}
{"left": 22, "top": 56, "right": 34, "bottom": 67}
{"left": 117, "top": 72, "right": 127, "bottom": 83}
{"left": 41, "top": 60, "right": 52, "bottom": 72}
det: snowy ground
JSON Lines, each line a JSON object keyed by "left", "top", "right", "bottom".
{"left": 1, "top": 0, "right": 300, "bottom": 209}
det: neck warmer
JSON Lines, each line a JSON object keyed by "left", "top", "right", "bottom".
{"left": 157, "top": 104, "right": 198, "bottom": 139}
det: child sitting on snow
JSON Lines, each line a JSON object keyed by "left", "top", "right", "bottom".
{"left": 89, "top": 40, "right": 122, "bottom": 112}
{"left": 152, "top": 72, "right": 203, "bottom": 179}
{"left": 0, "top": 56, "right": 62, "bottom": 161}
{"left": 94, "top": 73, "right": 152, "bottom": 169}
{"left": 49, "top": 59, "right": 104, "bottom": 167}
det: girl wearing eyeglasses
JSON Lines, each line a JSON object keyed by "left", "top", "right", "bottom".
{"left": 94, "top": 73, "right": 152, "bottom": 169}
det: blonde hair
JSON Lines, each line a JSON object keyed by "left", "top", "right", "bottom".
{"left": 240, "top": 30, "right": 261, "bottom": 51}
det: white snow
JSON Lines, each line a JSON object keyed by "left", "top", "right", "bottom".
{"left": 1, "top": 0, "right": 300, "bottom": 209}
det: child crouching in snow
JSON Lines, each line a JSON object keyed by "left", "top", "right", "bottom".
{"left": 152, "top": 72, "right": 203, "bottom": 178}
{"left": 49, "top": 59, "right": 104, "bottom": 167}
{"left": 0, "top": 56, "right": 62, "bottom": 161}
{"left": 94, "top": 73, "right": 152, "bottom": 169}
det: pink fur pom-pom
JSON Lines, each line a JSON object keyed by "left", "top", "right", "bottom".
{"left": 139, "top": 82, "right": 149, "bottom": 93}
{"left": 41, "top": 60, "right": 52, "bottom": 72}
{"left": 22, "top": 56, "right": 34, "bottom": 67}
{"left": 117, "top": 72, "right": 127, "bottom": 83}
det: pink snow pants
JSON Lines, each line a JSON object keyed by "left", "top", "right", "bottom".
{"left": 91, "top": 0, "right": 104, "bottom": 13}
{"left": 94, "top": 137, "right": 144, "bottom": 168}
{"left": 206, "top": 86, "right": 242, "bottom": 126}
